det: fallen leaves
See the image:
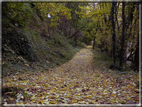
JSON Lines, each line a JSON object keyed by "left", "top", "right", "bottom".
{"left": 2, "top": 47, "right": 139, "bottom": 105}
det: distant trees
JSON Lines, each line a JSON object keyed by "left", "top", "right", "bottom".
{"left": 84, "top": 2, "right": 139, "bottom": 71}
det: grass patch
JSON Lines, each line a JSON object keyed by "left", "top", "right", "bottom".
{"left": 92, "top": 47, "right": 112, "bottom": 70}
{"left": 92, "top": 46, "right": 139, "bottom": 78}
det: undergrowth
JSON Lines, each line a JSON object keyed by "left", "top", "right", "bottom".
{"left": 92, "top": 47, "right": 112, "bottom": 70}
{"left": 92, "top": 46, "right": 139, "bottom": 76}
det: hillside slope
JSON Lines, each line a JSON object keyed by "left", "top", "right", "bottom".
{"left": 2, "top": 6, "right": 85, "bottom": 77}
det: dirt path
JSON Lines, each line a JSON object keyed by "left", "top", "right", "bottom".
{"left": 52, "top": 45, "right": 94, "bottom": 80}
{"left": 2, "top": 46, "right": 139, "bottom": 105}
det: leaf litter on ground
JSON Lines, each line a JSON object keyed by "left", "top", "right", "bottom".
{"left": 2, "top": 46, "right": 139, "bottom": 105}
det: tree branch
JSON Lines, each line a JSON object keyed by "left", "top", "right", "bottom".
{"left": 69, "top": 15, "right": 94, "bottom": 39}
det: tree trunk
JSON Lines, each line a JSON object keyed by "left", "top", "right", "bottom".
{"left": 134, "top": 36, "right": 139, "bottom": 72}
{"left": 111, "top": 2, "right": 117, "bottom": 64}
{"left": 93, "top": 36, "right": 96, "bottom": 49}
{"left": 74, "top": 35, "right": 77, "bottom": 47}
{"left": 119, "top": 2, "right": 125, "bottom": 68}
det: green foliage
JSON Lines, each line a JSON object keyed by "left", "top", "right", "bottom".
{"left": 92, "top": 47, "right": 112, "bottom": 69}
{"left": 2, "top": 3, "right": 32, "bottom": 27}
{"left": 34, "top": 3, "right": 71, "bottom": 27}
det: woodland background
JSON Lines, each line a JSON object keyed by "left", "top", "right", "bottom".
{"left": 1, "top": 2, "right": 141, "bottom": 105}
{"left": 2, "top": 2, "right": 140, "bottom": 73}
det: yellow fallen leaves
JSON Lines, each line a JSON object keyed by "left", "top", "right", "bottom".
{"left": 120, "top": 100, "right": 126, "bottom": 104}
{"left": 111, "top": 90, "right": 117, "bottom": 97}
{"left": 40, "top": 99, "right": 48, "bottom": 104}
{"left": 111, "top": 93, "right": 117, "bottom": 97}
{"left": 78, "top": 101, "right": 86, "bottom": 104}
{"left": 74, "top": 93, "right": 81, "bottom": 96}
{"left": 49, "top": 90, "right": 54, "bottom": 93}
{"left": 55, "top": 77, "right": 64, "bottom": 81}
{"left": 127, "top": 85, "right": 132, "bottom": 88}
{"left": 134, "top": 89, "right": 139, "bottom": 93}
{"left": 25, "top": 63, "right": 29, "bottom": 67}
{"left": 48, "top": 95, "right": 58, "bottom": 99}
{"left": 19, "top": 80, "right": 29, "bottom": 85}
{"left": 60, "top": 87, "right": 68, "bottom": 91}
{"left": 5, "top": 83, "right": 11, "bottom": 86}
{"left": 31, "top": 100, "right": 36, "bottom": 103}
{"left": 2, "top": 47, "right": 139, "bottom": 104}
{"left": 10, "top": 98, "right": 14, "bottom": 100}
{"left": 69, "top": 89, "right": 74, "bottom": 92}
{"left": 103, "top": 89, "right": 109, "bottom": 95}
{"left": 110, "top": 98, "right": 120, "bottom": 103}
{"left": 49, "top": 101, "right": 57, "bottom": 104}
{"left": 65, "top": 93, "right": 72, "bottom": 98}
{"left": 89, "top": 101, "right": 95, "bottom": 104}
{"left": 74, "top": 84, "right": 79, "bottom": 87}
{"left": 72, "top": 100, "right": 77, "bottom": 103}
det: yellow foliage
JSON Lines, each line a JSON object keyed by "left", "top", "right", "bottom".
{"left": 49, "top": 101, "right": 57, "bottom": 104}
{"left": 72, "top": 100, "right": 77, "bottom": 103}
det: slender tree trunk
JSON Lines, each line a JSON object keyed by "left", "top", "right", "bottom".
{"left": 93, "top": 36, "right": 96, "bottom": 49}
{"left": 115, "top": 3, "right": 120, "bottom": 33}
{"left": 134, "top": 36, "right": 139, "bottom": 72}
{"left": 111, "top": 2, "right": 117, "bottom": 64}
{"left": 74, "top": 35, "right": 77, "bottom": 47}
{"left": 93, "top": 26, "right": 98, "bottom": 49}
{"left": 119, "top": 2, "right": 125, "bottom": 68}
